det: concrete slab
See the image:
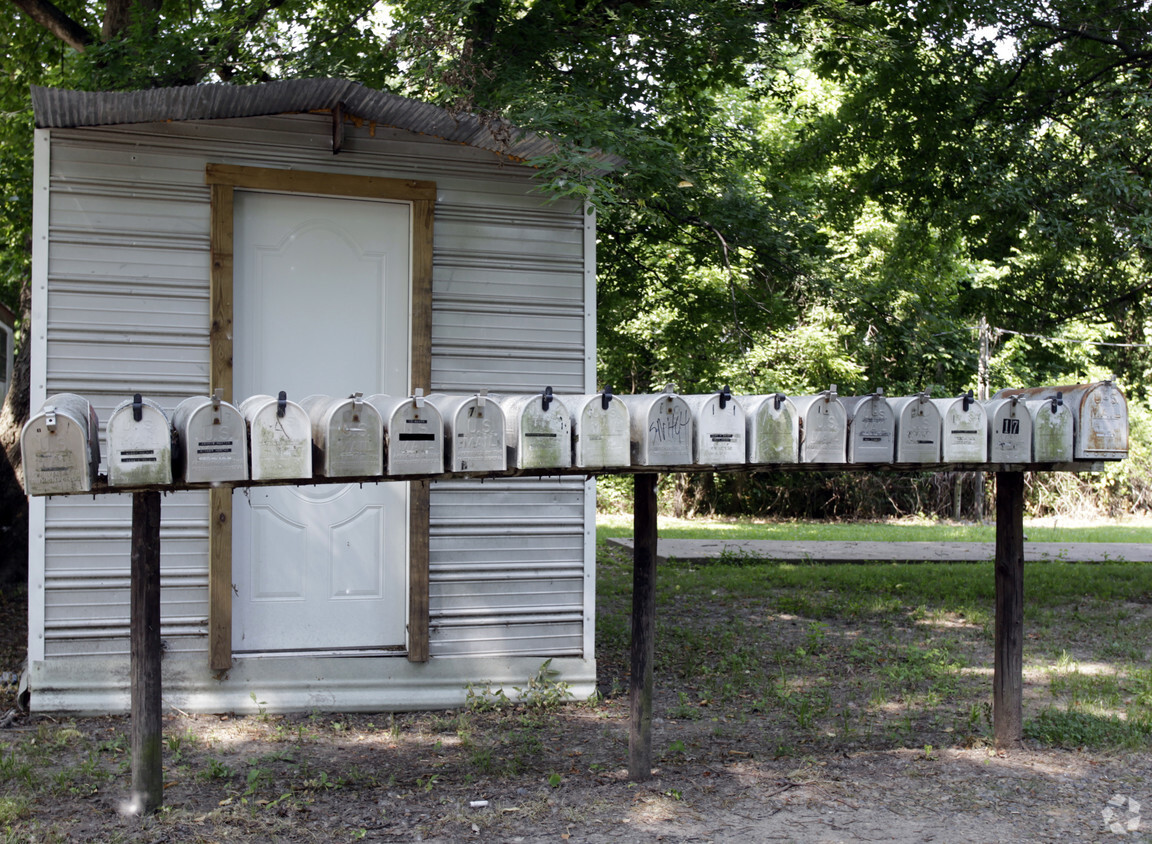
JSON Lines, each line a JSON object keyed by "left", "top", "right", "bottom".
{"left": 606, "top": 538, "right": 1152, "bottom": 565}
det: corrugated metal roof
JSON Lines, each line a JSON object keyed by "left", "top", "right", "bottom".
{"left": 31, "top": 78, "right": 621, "bottom": 167}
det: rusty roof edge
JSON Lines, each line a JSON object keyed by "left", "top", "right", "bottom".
{"left": 30, "top": 78, "right": 624, "bottom": 169}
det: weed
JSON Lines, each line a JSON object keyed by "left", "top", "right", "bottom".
{"left": 199, "top": 758, "right": 234, "bottom": 781}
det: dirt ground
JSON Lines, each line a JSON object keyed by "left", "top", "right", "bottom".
{"left": 1, "top": 577, "right": 1150, "bottom": 843}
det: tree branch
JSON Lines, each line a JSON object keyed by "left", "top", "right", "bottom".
{"left": 9, "top": 0, "right": 93, "bottom": 52}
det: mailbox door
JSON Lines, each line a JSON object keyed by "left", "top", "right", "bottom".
{"left": 845, "top": 397, "right": 895, "bottom": 463}
{"left": 1077, "top": 383, "right": 1128, "bottom": 459}
{"left": 231, "top": 191, "right": 409, "bottom": 653}
{"left": 623, "top": 395, "right": 693, "bottom": 466}
{"left": 446, "top": 397, "right": 506, "bottom": 473}
{"left": 1029, "top": 402, "right": 1074, "bottom": 463}
{"left": 746, "top": 396, "right": 799, "bottom": 464}
{"left": 689, "top": 395, "right": 745, "bottom": 465}
{"left": 937, "top": 399, "right": 987, "bottom": 462}
{"left": 986, "top": 399, "right": 1032, "bottom": 463}
{"left": 22, "top": 408, "right": 94, "bottom": 495}
{"left": 107, "top": 399, "right": 172, "bottom": 486}
{"left": 796, "top": 398, "right": 846, "bottom": 463}
{"left": 893, "top": 399, "right": 941, "bottom": 462}
{"left": 386, "top": 401, "right": 443, "bottom": 475}
{"left": 247, "top": 399, "right": 312, "bottom": 480}
{"left": 567, "top": 395, "right": 629, "bottom": 468}
{"left": 513, "top": 396, "right": 572, "bottom": 469}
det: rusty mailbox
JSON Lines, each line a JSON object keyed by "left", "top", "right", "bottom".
{"left": 427, "top": 391, "right": 507, "bottom": 474}
{"left": 984, "top": 396, "right": 1033, "bottom": 463}
{"left": 889, "top": 393, "right": 942, "bottom": 463}
{"left": 106, "top": 394, "right": 172, "bottom": 487}
{"left": 21, "top": 393, "right": 101, "bottom": 495}
{"left": 368, "top": 390, "right": 445, "bottom": 476}
{"left": 301, "top": 393, "right": 383, "bottom": 478}
{"left": 620, "top": 387, "right": 694, "bottom": 467}
{"left": 744, "top": 394, "right": 800, "bottom": 464}
{"left": 498, "top": 388, "right": 572, "bottom": 470}
{"left": 239, "top": 392, "right": 312, "bottom": 481}
{"left": 792, "top": 387, "right": 847, "bottom": 464}
{"left": 841, "top": 390, "right": 895, "bottom": 464}
{"left": 567, "top": 388, "right": 631, "bottom": 469}
{"left": 171, "top": 390, "right": 248, "bottom": 483}
{"left": 683, "top": 387, "right": 746, "bottom": 466}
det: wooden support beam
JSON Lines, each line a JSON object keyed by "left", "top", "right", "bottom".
{"left": 629, "top": 473, "right": 658, "bottom": 781}
{"left": 130, "top": 490, "right": 163, "bottom": 814}
{"left": 994, "top": 471, "right": 1025, "bottom": 749}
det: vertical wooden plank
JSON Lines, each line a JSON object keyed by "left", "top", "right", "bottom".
{"left": 208, "top": 182, "right": 234, "bottom": 671}
{"left": 407, "top": 197, "right": 434, "bottom": 663}
{"left": 130, "top": 490, "right": 163, "bottom": 814}
{"left": 630, "top": 473, "right": 658, "bottom": 781}
{"left": 994, "top": 470, "right": 1025, "bottom": 749}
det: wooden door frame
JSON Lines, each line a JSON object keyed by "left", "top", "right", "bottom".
{"left": 205, "top": 163, "right": 435, "bottom": 670}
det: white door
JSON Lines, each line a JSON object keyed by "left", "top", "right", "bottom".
{"left": 232, "top": 190, "right": 411, "bottom": 653}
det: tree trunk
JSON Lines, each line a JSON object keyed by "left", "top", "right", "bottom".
{"left": 0, "top": 284, "right": 31, "bottom": 586}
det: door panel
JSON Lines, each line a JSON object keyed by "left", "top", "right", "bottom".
{"left": 232, "top": 191, "right": 410, "bottom": 653}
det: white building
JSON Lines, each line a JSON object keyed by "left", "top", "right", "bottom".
{"left": 27, "top": 79, "right": 600, "bottom": 713}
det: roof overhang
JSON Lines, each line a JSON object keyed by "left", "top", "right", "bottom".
{"left": 31, "top": 78, "right": 621, "bottom": 168}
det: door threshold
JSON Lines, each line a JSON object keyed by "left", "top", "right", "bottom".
{"left": 232, "top": 647, "right": 408, "bottom": 659}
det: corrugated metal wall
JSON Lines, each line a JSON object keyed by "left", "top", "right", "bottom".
{"left": 34, "top": 114, "right": 590, "bottom": 667}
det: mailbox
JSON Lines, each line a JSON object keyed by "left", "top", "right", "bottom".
{"left": 744, "top": 394, "right": 799, "bottom": 464}
{"left": 239, "top": 392, "right": 312, "bottom": 481}
{"left": 368, "top": 390, "right": 445, "bottom": 476}
{"left": 301, "top": 393, "right": 383, "bottom": 477}
{"left": 683, "top": 387, "right": 746, "bottom": 465}
{"left": 997, "top": 380, "right": 1128, "bottom": 459}
{"left": 171, "top": 390, "right": 248, "bottom": 483}
{"left": 932, "top": 392, "right": 988, "bottom": 462}
{"left": 566, "top": 388, "right": 631, "bottom": 469}
{"left": 619, "top": 387, "right": 694, "bottom": 467}
{"left": 498, "top": 387, "right": 572, "bottom": 469}
{"left": 984, "top": 396, "right": 1033, "bottom": 463}
{"left": 841, "top": 390, "right": 895, "bottom": 463}
{"left": 21, "top": 393, "right": 101, "bottom": 495}
{"left": 427, "top": 392, "right": 507, "bottom": 473}
{"left": 106, "top": 394, "right": 172, "bottom": 486}
{"left": 889, "top": 393, "right": 942, "bottom": 463}
{"left": 792, "top": 387, "right": 847, "bottom": 463}
{"left": 1026, "top": 394, "right": 1074, "bottom": 463}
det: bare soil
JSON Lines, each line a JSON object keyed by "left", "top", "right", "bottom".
{"left": 1, "top": 568, "right": 1150, "bottom": 842}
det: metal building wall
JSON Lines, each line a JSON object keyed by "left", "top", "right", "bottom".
{"left": 29, "top": 113, "right": 594, "bottom": 704}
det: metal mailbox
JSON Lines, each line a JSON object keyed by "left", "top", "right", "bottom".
{"left": 567, "top": 388, "right": 631, "bottom": 469}
{"left": 498, "top": 388, "right": 572, "bottom": 469}
{"left": 239, "top": 392, "right": 312, "bottom": 481}
{"left": 841, "top": 390, "right": 895, "bottom": 463}
{"left": 683, "top": 387, "right": 746, "bottom": 465}
{"left": 1026, "top": 394, "right": 1074, "bottom": 463}
{"left": 21, "top": 393, "right": 101, "bottom": 495}
{"left": 106, "top": 394, "right": 172, "bottom": 487}
{"left": 997, "top": 380, "right": 1128, "bottom": 459}
{"left": 932, "top": 392, "right": 988, "bottom": 462}
{"left": 427, "top": 391, "right": 507, "bottom": 473}
{"left": 984, "top": 396, "right": 1033, "bottom": 463}
{"left": 368, "top": 390, "right": 445, "bottom": 476}
{"left": 301, "top": 393, "right": 383, "bottom": 478}
{"left": 743, "top": 394, "right": 799, "bottom": 464}
{"left": 792, "top": 387, "right": 847, "bottom": 463}
{"left": 171, "top": 390, "right": 248, "bottom": 483}
{"left": 428, "top": 389, "right": 504, "bottom": 474}
{"left": 889, "top": 393, "right": 942, "bottom": 463}
{"left": 619, "top": 387, "right": 694, "bottom": 467}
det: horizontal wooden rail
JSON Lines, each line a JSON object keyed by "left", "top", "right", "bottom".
{"left": 27, "top": 460, "right": 1109, "bottom": 497}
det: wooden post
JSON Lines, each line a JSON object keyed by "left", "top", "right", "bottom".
{"left": 130, "top": 490, "right": 163, "bottom": 813}
{"left": 994, "top": 471, "right": 1025, "bottom": 749}
{"left": 629, "top": 473, "right": 658, "bottom": 781}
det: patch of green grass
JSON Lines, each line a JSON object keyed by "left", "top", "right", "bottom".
{"left": 1025, "top": 708, "right": 1152, "bottom": 749}
{"left": 596, "top": 514, "right": 1152, "bottom": 544}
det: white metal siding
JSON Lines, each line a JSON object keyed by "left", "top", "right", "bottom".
{"left": 34, "top": 114, "right": 591, "bottom": 674}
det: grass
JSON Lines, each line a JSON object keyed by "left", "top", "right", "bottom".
{"left": 594, "top": 514, "right": 1152, "bottom": 751}
{"left": 596, "top": 513, "right": 1152, "bottom": 544}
